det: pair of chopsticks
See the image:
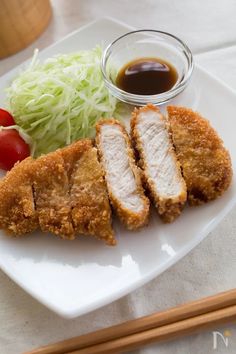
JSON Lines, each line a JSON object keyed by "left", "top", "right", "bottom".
{"left": 26, "top": 288, "right": 236, "bottom": 354}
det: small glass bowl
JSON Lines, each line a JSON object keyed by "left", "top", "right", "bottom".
{"left": 101, "top": 30, "right": 194, "bottom": 106}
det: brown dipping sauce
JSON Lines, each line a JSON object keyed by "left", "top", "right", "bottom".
{"left": 116, "top": 57, "right": 178, "bottom": 95}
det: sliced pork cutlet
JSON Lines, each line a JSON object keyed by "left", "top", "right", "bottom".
{"left": 61, "top": 139, "right": 115, "bottom": 245}
{"left": 96, "top": 119, "right": 150, "bottom": 230}
{"left": 167, "top": 106, "right": 233, "bottom": 205}
{"left": 0, "top": 157, "right": 38, "bottom": 235}
{"left": 131, "top": 104, "right": 187, "bottom": 222}
{"left": 32, "top": 149, "right": 74, "bottom": 239}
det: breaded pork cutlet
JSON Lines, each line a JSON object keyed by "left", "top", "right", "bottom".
{"left": 167, "top": 106, "right": 233, "bottom": 205}
{"left": 0, "top": 158, "right": 38, "bottom": 235}
{"left": 61, "top": 140, "right": 115, "bottom": 245}
{"left": 96, "top": 119, "right": 150, "bottom": 230}
{"left": 0, "top": 139, "right": 115, "bottom": 245}
{"left": 32, "top": 149, "right": 74, "bottom": 239}
{"left": 131, "top": 104, "right": 187, "bottom": 222}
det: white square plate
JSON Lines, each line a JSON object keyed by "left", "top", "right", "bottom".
{"left": 0, "top": 18, "right": 235, "bottom": 319}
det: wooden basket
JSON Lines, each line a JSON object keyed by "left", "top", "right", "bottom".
{"left": 0, "top": 0, "right": 52, "bottom": 59}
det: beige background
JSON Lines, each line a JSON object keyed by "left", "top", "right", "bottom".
{"left": 0, "top": 1, "right": 236, "bottom": 353}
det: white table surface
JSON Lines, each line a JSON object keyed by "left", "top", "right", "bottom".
{"left": 1, "top": 1, "right": 236, "bottom": 353}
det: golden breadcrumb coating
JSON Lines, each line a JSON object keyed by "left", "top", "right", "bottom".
{"left": 96, "top": 119, "right": 150, "bottom": 230}
{"left": 69, "top": 143, "right": 115, "bottom": 245}
{"left": 0, "top": 139, "right": 115, "bottom": 245}
{"left": 0, "top": 158, "right": 38, "bottom": 235}
{"left": 167, "top": 106, "right": 233, "bottom": 205}
{"left": 32, "top": 150, "right": 74, "bottom": 239}
{"left": 130, "top": 104, "right": 187, "bottom": 222}
{"left": 60, "top": 139, "right": 92, "bottom": 177}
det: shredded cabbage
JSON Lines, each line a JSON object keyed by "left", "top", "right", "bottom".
{"left": 6, "top": 47, "right": 117, "bottom": 156}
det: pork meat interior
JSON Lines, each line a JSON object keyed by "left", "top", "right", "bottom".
{"left": 96, "top": 119, "right": 149, "bottom": 229}
{"left": 131, "top": 104, "right": 187, "bottom": 222}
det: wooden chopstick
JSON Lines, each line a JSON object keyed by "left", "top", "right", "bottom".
{"left": 25, "top": 288, "right": 236, "bottom": 354}
{"left": 69, "top": 304, "right": 236, "bottom": 354}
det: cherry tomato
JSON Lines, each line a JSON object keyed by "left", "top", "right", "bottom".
{"left": 0, "top": 108, "right": 15, "bottom": 126}
{"left": 0, "top": 129, "right": 30, "bottom": 171}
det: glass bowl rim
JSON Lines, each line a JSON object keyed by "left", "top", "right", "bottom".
{"left": 101, "top": 29, "right": 194, "bottom": 105}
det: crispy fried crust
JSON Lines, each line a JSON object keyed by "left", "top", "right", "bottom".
{"left": 167, "top": 106, "right": 233, "bottom": 205}
{"left": 32, "top": 150, "right": 74, "bottom": 239}
{"left": 96, "top": 119, "right": 150, "bottom": 229}
{"left": 0, "top": 158, "right": 38, "bottom": 235}
{"left": 60, "top": 139, "right": 115, "bottom": 245}
{"left": 0, "top": 139, "right": 115, "bottom": 245}
{"left": 69, "top": 144, "right": 115, "bottom": 245}
{"left": 130, "top": 104, "right": 187, "bottom": 222}
{"left": 60, "top": 139, "right": 92, "bottom": 177}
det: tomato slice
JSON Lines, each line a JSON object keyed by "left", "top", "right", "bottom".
{"left": 0, "top": 108, "right": 15, "bottom": 126}
{"left": 0, "top": 129, "right": 30, "bottom": 171}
